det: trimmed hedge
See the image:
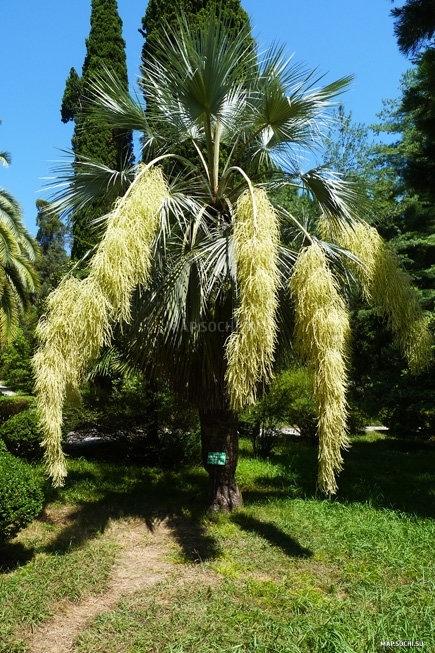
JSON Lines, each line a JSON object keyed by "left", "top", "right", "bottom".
{"left": 0, "top": 448, "right": 44, "bottom": 542}
{"left": 0, "top": 396, "right": 32, "bottom": 424}
{"left": 0, "top": 410, "right": 43, "bottom": 461}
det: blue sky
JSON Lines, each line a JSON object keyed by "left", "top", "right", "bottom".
{"left": 1, "top": 0, "right": 410, "bottom": 235}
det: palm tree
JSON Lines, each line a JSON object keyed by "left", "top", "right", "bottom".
{"left": 0, "top": 188, "right": 39, "bottom": 341}
{"left": 1, "top": 123, "right": 39, "bottom": 339}
{"left": 0, "top": 120, "right": 12, "bottom": 169}
{"left": 0, "top": 152, "right": 11, "bottom": 168}
{"left": 34, "top": 9, "right": 431, "bottom": 510}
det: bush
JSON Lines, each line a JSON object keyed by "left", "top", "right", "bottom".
{"left": 155, "top": 428, "right": 201, "bottom": 468}
{"left": 0, "top": 410, "right": 43, "bottom": 461}
{"left": 0, "top": 396, "right": 32, "bottom": 425}
{"left": 0, "top": 326, "right": 35, "bottom": 395}
{"left": 241, "top": 367, "right": 318, "bottom": 457}
{"left": 380, "top": 370, "right": 435, "bottom": 439}
{"left": 0, "top": 448, "right": 44, "bottom": 542}
{"left": 278, "top": 368, "right": 318, "bottom": 440}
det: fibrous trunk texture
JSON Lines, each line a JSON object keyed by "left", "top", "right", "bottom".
{"left": 199, "top": 408, "right": 243, "bottom": 513}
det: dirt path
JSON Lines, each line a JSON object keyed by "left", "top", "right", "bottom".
{"left": 26, "top": 518, "right": 181, "bottom": 653}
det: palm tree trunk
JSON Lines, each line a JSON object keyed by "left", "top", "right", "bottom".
{"left": 199, "top": 408, "right": 243, "bottom": 512}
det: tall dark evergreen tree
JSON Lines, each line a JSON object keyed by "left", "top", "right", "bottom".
{"left": 391, "top": 0, "right": 435, "bottom": 56}
{"left": 387, "top": 4, "right": 435, "bottom": 307}
{"left": 61, "top": 0, "right": 133, "bottom": 260}
{"left": 399, "top": 50, "right": 435, "bottom": 218}
{"left": 139, "top": 0, "right": 254, "bottom": 178}
{"left": 140, "top": 0, "right": 252, "bottom": 67}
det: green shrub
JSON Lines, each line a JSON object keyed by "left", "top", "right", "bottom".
{"left": 0, "top": 448, "right": 44, "bottom": 542}
{"left": 241, "top": 367, "right": 318, "bottom": 457}
{"left": 0, "top": 410, "right": 43, "bottom": 461}
{"left": 155, "top": 428, "right": 201, "bottom": 468}
{"left": 380, "top": 373, "right": 435, "bottom": 440}
{"left": 0, "top": 396, "right": 32, "bottom": 425}
{"left": 278, "top": 368, "right": 318, "bottom": 440}
{"left": 0, "top": 326, "right": 35, "bottom": 394}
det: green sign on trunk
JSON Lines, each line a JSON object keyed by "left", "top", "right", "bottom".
{"left": 207, "top": 452, "right": 227, "bottom": 466}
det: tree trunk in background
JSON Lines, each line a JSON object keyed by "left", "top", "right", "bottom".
{"left": 199, "top": 408, "right": 243, "bottom": 512}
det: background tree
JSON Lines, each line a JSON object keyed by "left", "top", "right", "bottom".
{"left": 391, "top": 0, "right": 435, "bottom": 56}
{"left": 60, "top": 0, "right": 134, "bottom": 260}
{"left": 321, "top": 105, "right": 374, "bottom": 180}
{"left": 0, "top": 120, "right": 11, "bottom": 169}
{"left": 140, "top": 0, "right": 252, "bottom": 66}
{"left": 367, "top": 66, "right": 435, "bottom": 436}
{"left": 374, "top": 74, "right": 435, "bottom": 311}
{"left": 35, "top": 11, "right": 431, "bottom": 511}
{"left": 34, "top": 200, "right": 70, "bottom": 303}
{"left": 397, "top": 52, "right": 435, "bottom": 236}
{"left": 0, "top": 201, "right": 69, "bottom": 394}
{"left": 324, "top": 83, "right": 435, "bottom": 436}
{"left": 0, "top": 131, "right": 39, "bottom": 345}
{"left": 0, "top": 128, "right": 38, "bottom": 393}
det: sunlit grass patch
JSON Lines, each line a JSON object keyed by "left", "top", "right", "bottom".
{"left": 0, "top": 528, "right": 118, "bottom": 652}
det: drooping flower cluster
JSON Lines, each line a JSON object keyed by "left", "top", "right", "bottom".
{"left": 33, "top": 166, "right": 168, "bottom": 485}
{"left": 290, "top": 243, "right": 350, "bottom": 495}
{"left": 225, "top": 188, "right": 280, "bottom": 411}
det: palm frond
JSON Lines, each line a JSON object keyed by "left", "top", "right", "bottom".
{"left": 0, "top": 186, "right": 38, "bottom": 342}
{"left": 46, "top": 152, "right": 135, "bottom": 222}
{"left": 146, "top": 11, "right": 255, "bottom": 122}
{"left": 87, "top": 67, "right": 149, "bottom": 134}
{"left": 87, "top": 344, "right": 136, "bottom": 381}
{"left": 299, "top": 167, "right": 360, "bottom": 224}
{"left": 0, "top": 275, "right": 20, "bottom": 343}
{"left": 0, "top": 188, "right": 25, "bottom": 234}
{"left": 0, "top": 151, "right": 11, "bottom": 167}
{"left": 2, "top": 255, "right": 39, "bottom": 303}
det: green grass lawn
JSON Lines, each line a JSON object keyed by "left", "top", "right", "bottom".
{"left": 0, "top": 433, "right": 434, "bottom": 652}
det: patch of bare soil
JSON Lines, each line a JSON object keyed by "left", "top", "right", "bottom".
{"left": 26, "top": 517, "right": 210, "bottom": 653}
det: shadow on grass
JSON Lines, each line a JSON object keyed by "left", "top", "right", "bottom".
{"left": 2, "top": 434, "right": 433, "bottom": 571}
{"left": 167, "top": 514, "right": 222, "bottom": 562}
{"left": 0, "top": 459, "right": 221, "bottom": 572}
{"left": 244, "top": 436, "right": 435, "bottom": 519}
{"left": 231, "top": 514, "right": 313, "bottom": 558}
{"left": 38, "top": 464, "right": 221, "bottom": 563}
{"left": 0, "top": 541, "right": 34, "bottom": 571}
{"left": 337, "top": 436, "right": 435, "bottom": 519}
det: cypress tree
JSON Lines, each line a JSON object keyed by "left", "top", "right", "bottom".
{"left": 61, "top": 0, "right": 133, "bottom": 260}
{"left": 140, "top": 0, "right": 252, "bottom": 67}
{"left": 139, "top": 0, "right": 253, "bottom": 174}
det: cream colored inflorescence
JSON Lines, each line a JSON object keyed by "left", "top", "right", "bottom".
{"left": 290, "top": 242, "right": 350, "bottom": 496}
{"left": 225, "top": 188, "right": 280, "bottom": 412}
{"left": 33, "top": 166, "right": 168, "bottom": 486}
{"left": 321, "top": 219, "right": 432, "bottom": 374}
